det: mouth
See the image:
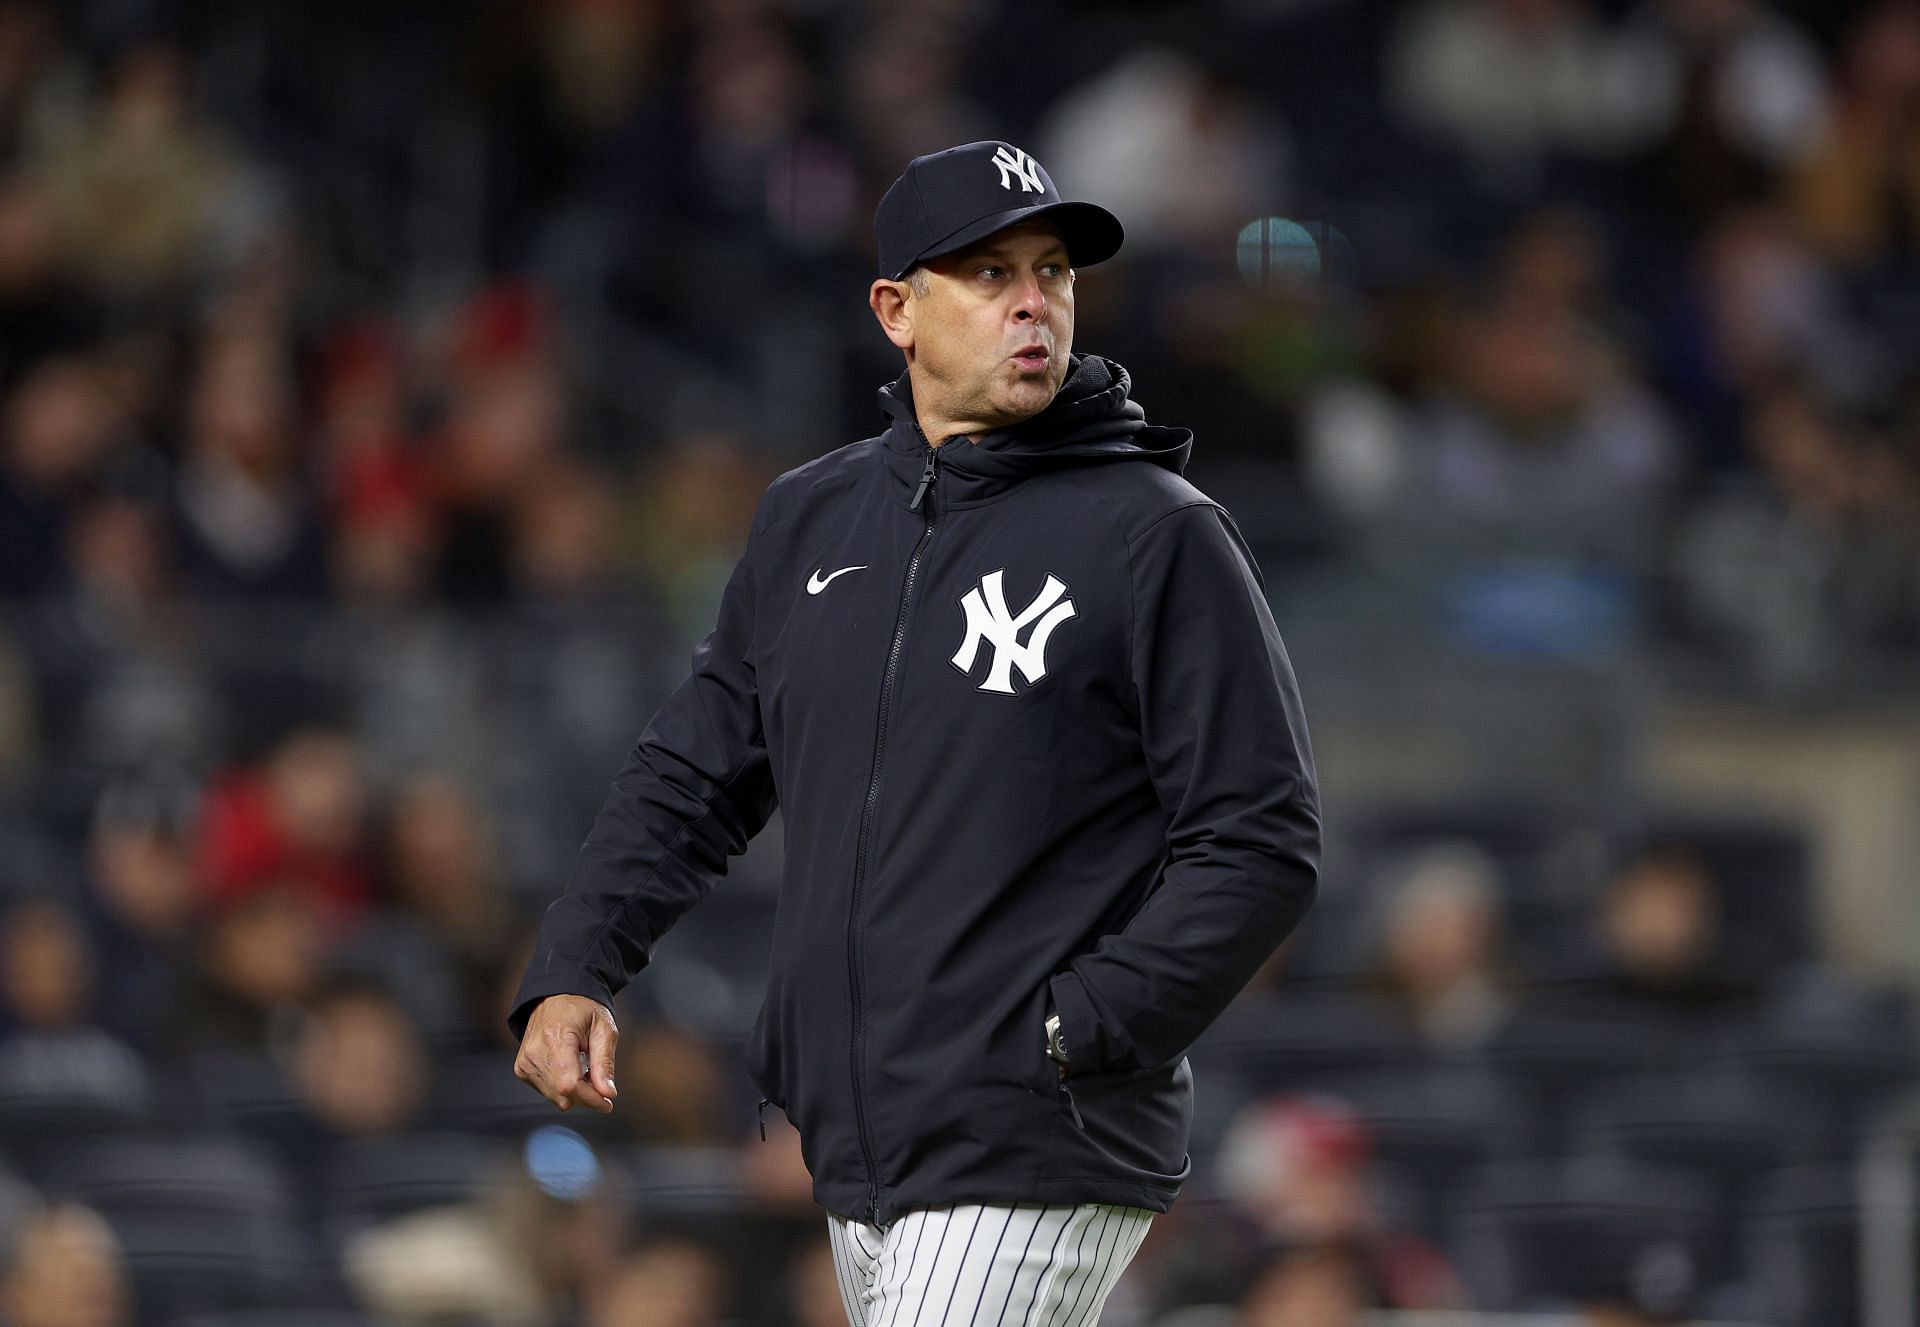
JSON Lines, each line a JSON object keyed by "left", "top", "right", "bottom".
{"left": 1010, "top": 345, "right": 1051, "bottom": 373}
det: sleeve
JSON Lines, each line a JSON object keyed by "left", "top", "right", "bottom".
{"left": 506, "top": 495, "right": 780, "bottom": 1041}
{"left": 1048, "top": 501, "right": 1320, "bottom": 1073}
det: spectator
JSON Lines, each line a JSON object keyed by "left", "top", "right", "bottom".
{"left": 1239, "top": 1243, "right": 1374, "bottom": 1327}
{"left": 787, "top": 1238, "right": 850, "bottom": 1327}
{"left": 1179, "top": 1094, "right": 1468, "bottom": 1311}
{"left": 30, "top": 40, "right": 248, "bottom": 302}
{"left": 170, "top": 329, "right": 328, "bottom": 600}
{"left": 1386, "top": 0, "right": 1645, "bottom": 193}
{"left": 0, "top": 2, "right": 85, "bottom": 164}
{"left": 314, "top": 319, "right": 440, "bottom": 609}
{"left": 1673, "top": 379, "right": 1920, "bottom": 694}
{"left": 1611, "top": 0, "right": 1830, "bottom": 228}
{"left": 52, "top": 489, "right": 218, "bottom": 768}
{"left": 0, "top": 1202, "right": 129, "bottom": 1327}
{"left": 348, "top": 770, "right": 515, "bottom": 1048}
{"left": 624, "top": 433, "right": 768, "bottom": 641}
{"left": 343, "top": 1135, "right": 628, "bottom": 1326}
{"left": 586, "top": 1238, "right": 727, "bottom": 1327}
{"left": 613, "top": 1019, "right": 729, "bottom": 1144}
{"left": 0, "top": 174, "right": 98, "bottom": 393}
{"left": 1040, "top": 48, "right": 1289, "bottom": 255}
{"left": 172, "top": 883, "right": 328, "bottom": 1056}
{"left": 741, "top": 1113, "right": 818, "bottom": 1217}
{"left": 0, "top": 894, "right": 150, "bottom": 1119}
{"left": 83, "top": 775, "right": 197, "bottom": 1048}
{"left": 0, "top": 898, "right": 97, "bottom": 1027}
{"left": 1356, "top": 255, "right": 1680, "bottom": 641}
{"left": 0, "top": 352, "right": 120, "bottom": 596}
{"left": 194, "top": 726, "right": 373, "bottom": 918}
{"left": 842, "top": 13, "right": 988, "bottom": 182}
{"left": 508, "top": 458, "right": 620, "bottom": 605}
{"left": 290, "top": 974, "right": 427, "bottom": 1141}
{"left": 1361, "top": 841, "right": 1514, "bottom": 1048}
{"left": 1652, "top": 203, "right": 1888, "bottom": 466}
{"left": 427, "top": 281, "right": 567, "bottom": 605}
{"left": 1788, "top": 0, "right": 1920, "bottom": 267}
{"left": 1578, "top": 841, "right": 1758, "bottom": 1015}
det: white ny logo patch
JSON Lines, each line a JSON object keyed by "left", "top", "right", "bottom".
{"left": 991, "top": 145, "right": 1044, "bottom": 194}
{"left": 951, "top": 569, "right": 1076, "bottom": 694}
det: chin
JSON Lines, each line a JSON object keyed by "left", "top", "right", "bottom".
{"left": 998, "top": 382, "right": 1056, "bottom": 419}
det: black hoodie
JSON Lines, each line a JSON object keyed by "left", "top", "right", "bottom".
{"left": 509, "top": 354, "right": 1320, "bottom": 1226}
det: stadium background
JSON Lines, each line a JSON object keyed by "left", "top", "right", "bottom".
{"left": 2, "top": 0, "right": 1919, "bottom": 1323}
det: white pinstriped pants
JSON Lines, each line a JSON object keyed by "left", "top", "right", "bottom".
{"left": 825, "top": 1202, "right": 1154, "bottom": 1327}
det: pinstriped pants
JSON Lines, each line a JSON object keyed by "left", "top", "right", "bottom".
{"left": 825, "top": 1202, "right": 1154, "bottom": 1327}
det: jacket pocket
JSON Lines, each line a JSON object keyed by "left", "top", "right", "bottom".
{"left": 991, "top": 980, "right": 1064, "bottom": 1099}
{"left": 1048, "top": 1054, "right": 1193, "bottom": 1186}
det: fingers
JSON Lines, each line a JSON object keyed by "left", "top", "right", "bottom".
{"left": 513, "top": 997, "right": 618, "bottom": 1114}
{"left": 515, "top": 1028, "right": 581, "bottom": 1111}
{"left": 588, "top": 1006, "right": 619, "bottom": 1106}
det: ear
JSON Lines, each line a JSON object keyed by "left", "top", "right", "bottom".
{"left": 870, "top": 279, "right": 914, "bottom": 352}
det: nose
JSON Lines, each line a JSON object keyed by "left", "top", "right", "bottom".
{"left": 1011, "top": 272, "right": 1047, "bottom": 324}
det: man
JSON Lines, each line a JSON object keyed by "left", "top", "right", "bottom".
{"left": 509, "top": 140, "right": 1320, "bottom": 1325}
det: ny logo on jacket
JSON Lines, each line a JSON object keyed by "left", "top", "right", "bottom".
{"left": 951, "top": 569, "right": 1076, "bottom": 693}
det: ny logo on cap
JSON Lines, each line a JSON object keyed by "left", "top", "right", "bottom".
{"left": 991, "top": 145, "right": 1044, "bottom": 194}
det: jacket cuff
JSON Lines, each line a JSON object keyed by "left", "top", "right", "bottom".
{"left": 505, "top": 968, "right": 618, "bottom": 1043}
{"left": 1049, "top": 969, "right": 1127, "bottom": 1075}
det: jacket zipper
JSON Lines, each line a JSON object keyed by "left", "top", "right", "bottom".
{"left": 847, "top": 438, "right": 941, "bottom": 1224}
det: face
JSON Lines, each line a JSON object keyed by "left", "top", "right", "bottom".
{"left": 1602, "top": 856, "right": 1719, "bottom": 978}
{"left": 871, "top": 219, "right": 1075, "bottom": 436}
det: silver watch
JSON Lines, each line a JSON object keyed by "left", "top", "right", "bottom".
{"left": 1045, "top": 1010, "right": 1069, "bottom": 1070}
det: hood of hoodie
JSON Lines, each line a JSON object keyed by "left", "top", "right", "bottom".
{"left": 878, "top": 353, "right": 1193, "bottom": 507}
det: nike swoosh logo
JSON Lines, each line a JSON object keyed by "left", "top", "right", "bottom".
{"left": 807, "top": 565, "right": 868, "bottom": 595}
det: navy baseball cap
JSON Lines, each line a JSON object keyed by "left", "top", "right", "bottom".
{"left": 875, "top": 140, "right": 1124, "bottom": 281}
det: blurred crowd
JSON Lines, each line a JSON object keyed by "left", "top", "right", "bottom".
{"left": 3, "top": 0, "right": 1920, "bottom": 1325}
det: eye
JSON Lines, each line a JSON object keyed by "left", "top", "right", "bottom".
{"left": 978, "top": 265, "right": 1005, "bottom": 280}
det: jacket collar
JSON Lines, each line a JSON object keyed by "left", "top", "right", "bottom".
{"left": 876, "top": 354, "right": 1193, "bottom": 508}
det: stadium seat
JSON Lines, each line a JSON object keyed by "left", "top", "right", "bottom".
{"left": 37, "top": 1135, "right": 319, "bottom": 1318}
{"left": 1189, "top": 991, "right": 1417, "bottom": 1091}
{"left": 1302, "top": 1067, "right": 1542, "bottom": 1239}
{"left": 183, "top": 1050, "right": 308, "bottom": 1143}
{"left": 1564, "top": 1071, "right": 1839, "bottom": 1289}
{"left": 612, "top": 1142, "right": 749, "bottom": 1217}
{"left": 1707, "top": 992, "right": 1920, "bottom": 1141}
{"left": 320, "top": 1132, "right": 512, "bottom": 1241}
{"left": 1479, "top": 1007, "right": 1698, "bottom": 1149}
{"left": 1451, "top": 1158, "right": 1719, "bottom": 1314}
{"left": 1567, "top": 1072, "right": 1840, "bottom": 1187}
{"left": 0, "top": 1031, "right": 154, "bottom": 1159}
{"left": 1746, "top": 1164, "right": 1861, "bottom": 1327}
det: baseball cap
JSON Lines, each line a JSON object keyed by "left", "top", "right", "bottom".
{"left": 874, "top": 140, "right": 1125, "bottom": 281}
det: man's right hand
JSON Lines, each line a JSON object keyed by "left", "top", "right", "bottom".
{"left": 513, "top": 994, "right": 619, "bottom": 1113}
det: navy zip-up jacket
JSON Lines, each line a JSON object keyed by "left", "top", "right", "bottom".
{"left": 509, "top": 353, "right": 1320, "bottom": 1227}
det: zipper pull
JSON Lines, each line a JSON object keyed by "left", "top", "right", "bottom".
{"left": 867, "top": 1180, "right": 881, "bottom": 1224}
{"left": 908, "top": 446, "right": 938, "bottom": 512}
{"left": 756, "top": 1097, "right": 770, "bottom": 1141}
{"left": 1059, "top": 1073, "right": 1085, "bottom": 1131}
